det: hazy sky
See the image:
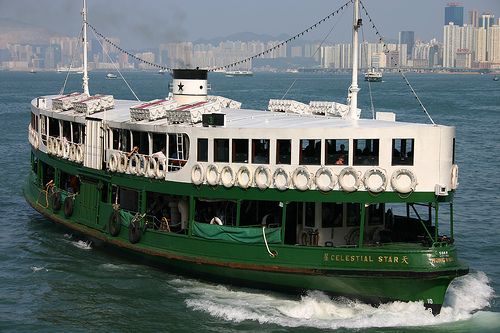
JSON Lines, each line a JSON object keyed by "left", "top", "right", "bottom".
{"left": 1, "top": 0, "right": 499, "bottom": 48}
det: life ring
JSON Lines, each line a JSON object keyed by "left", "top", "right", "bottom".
{"left": 57, "top": 139, "right": 64, "bottom": 157}
{"left": 273, "top": 167, "right": 290, "bottom": 191}
{"left": 63, "top": 141, "right": 70, "bottom": 158}
{"left": 68, "top": 144, "right": 76, "bottom": 161}
{"left": 33, "top": 133, "right": 39, "bottom": 149}
{"left": 145, "top": 157, "right": 157, "bottom": 178}
{"left": 220, "top": 166, "right": 235, "bottom": 188}
{"left": 128, "top": 154, "right": 140, "bottom": 174}
{"left": 108, "top": 152, "right": 119, "bottom": 172}
{"left": 315, "top": 167, "right": 337, "bottom": 192}
{"left": 129, "top": 220, "right": 142, "bottom": 244}
{"left": 118, "top": 153, "right": 128, "bottom": 173}
{"left": 450, "top": 164, "right": 459, "bottom": 189}
{"left": 206, "top": 164, "right": 219, "bottom": 186}
{"left": 108, "top": 210, "right": 121, "bottom": 236}
{"left": 391, "top": 168, "right": 417, "bottom": 193}
{"left": 76, "top": 145, "right": 84, "bottom": 162}
{"left": 64, "top": 196, "right": 74, "bottom": 217}
{"left": 210, "top": 216, "right": 223, "bottom": 225}
{"left": 46, "top": 137, "right": 53, "bottom": 154}
{"left": 254, "top": 166, "right": 271, "bottom": 190}
{"left": 338, "top": 167, "right": 361, "bottom": 192}
{"left": 292, "top": 166, "right": 311, "bottom": 191}
{"left": 136, "top": 155, "right": 147, "bottom": 176}
{"left": 191, "top": 163, "right": 204, "bottom": 185}
{"left": 156, "top": 158, "right": 167, "bottom": 179}
{"left": 236, "top": 166, "right": 252, "bottom": 189}
{"left": 363, "top": 168, "right": 387, "bottom": 193}
{"left": 51, "top": 191, "right": 62, "bottom": 212}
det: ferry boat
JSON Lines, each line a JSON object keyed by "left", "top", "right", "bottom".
{"left": 106, "top": 73, "right": 118, "bottom": 79}
{"left": 23, "top": 0, "right": 468, "bottom": 315}
{"left": 225, "top": 70, "right": 254, "bottom": 77}
{"left": 364, "top": 68, "right": 383, "bottom": 82}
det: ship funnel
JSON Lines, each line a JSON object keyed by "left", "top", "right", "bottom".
{"left": 172, "top": 69, "right": 208, "bottom": 105}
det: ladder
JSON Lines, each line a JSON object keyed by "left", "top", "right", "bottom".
{"left": 176, "top": 133, "right": 184, "bottom": 161}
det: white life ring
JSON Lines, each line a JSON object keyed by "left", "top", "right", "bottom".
{"left": 206, "top": 164, "right": 219, "bottom": 186}
{"left": 34, "top": 134, "right": 39, "bottom": 149}
{"left": 118, "top": 153, "right": 128, "bottom": 173}
{"left": 63, "top": 141, "right": 70, "bottom": 158}
{"left": 254, "top": 166, "right": 271, "bottom": 190}
{"left": 315, "top": 167, "right": 337, "bottom": 192}
{"left": 128, "top": 154, "right": 141, "bottom": 175}
{"left": 220, "top": 166, "right": 235, "bottom": 188}
{"left": 391, "top": 168, "right": 417, "bottom": 193}
{"left": 108, "top": 152, "right": 119, "bottom": 172}
{"left": 46, "top": 137, "right": 53, "bottom": 154}
{"left": 363, "top": 168, "right": 387, "bottom": 193}
{"left": 210, "top": 216, "right": 223, "bottom": 225}
{"left": 57, "top": 139, "right": 64, "bottom": 157}
{"left": 136, "top": 155, "right": 147, "bottom": 176}
{"left": 145, "top": 157, "right": 157, "bottom": 178}
{"left": 76, "top": 145, "right": 84, "bottom": 162}
{"left": 156, "top": 158, "right": 167, "bottom": 179}
{"left": 191, "top": 163, "right": 205, "bottom": 185}
{"left": 292, "top": 166, "right": 311, "bottom": 191}
{"left": 236, "top": 166, "right": 252, "bottom": 189}
{"left": 68, "top": 144, "right": 76, "bottom": 161}
{"left": 450, "top": 164, "right": 459, "bottom": 189}
{"left": 338, "top": 167, "right": 361, "bottom": 192}
{"left": 273, "top": 167, "right": 290, "bottom": 191}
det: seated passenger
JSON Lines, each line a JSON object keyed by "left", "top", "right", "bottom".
{"left": 335, "top": 154, "right": 345, "bottom": 165}
{"left": 127, "top": 146, "right": 139, "bottom": 158}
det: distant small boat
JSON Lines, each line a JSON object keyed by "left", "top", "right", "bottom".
{"left": 364, "top": 68, "right": 382, "bottom": 82}
{"left": 158, "top": 69, "right": 167, "bottom": 75}
{"left": 106, "top": 73, "right": 118, "bottom": 79}
{"left": 29, "top": 69, "right": 37, "bottom": 74}
{"left": 225, "top": 70, "right": 253, "bottom": 77}
{"left": 494, "top": 76, "right": 499, "bottom": 81}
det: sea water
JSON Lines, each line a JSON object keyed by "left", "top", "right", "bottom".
{"left": 0, "top": 71, "right": 499, "bottom": 332}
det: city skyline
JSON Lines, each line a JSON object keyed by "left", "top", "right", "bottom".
{"left": 1, "top": 0, "right": 499, "bottom": 49}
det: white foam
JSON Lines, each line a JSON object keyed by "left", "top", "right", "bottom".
{"left": 31, "top": 266, "right": 48, "bottom": 272}
{"left": 71, "top": 240, "right": 92, "bottom": 250}
{"left": 176, "top": 271, "right": 495, "bottom": 329}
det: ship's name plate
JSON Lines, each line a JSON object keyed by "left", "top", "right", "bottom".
{"left": 323, "top": 253, "right": 409, "bottom": 265}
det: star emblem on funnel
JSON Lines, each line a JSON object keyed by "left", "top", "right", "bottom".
{"left": 178, "top": 82, "right": 184, "bottom": 93}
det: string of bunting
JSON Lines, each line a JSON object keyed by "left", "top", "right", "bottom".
{"left": 211, "top": 0, "right": 353, "bottom": 72}
{"left": 359, "top": 0, "right": 435, "bottom": 124}
{"left": 86, "top": 21, "right": 172, "bottom": 72}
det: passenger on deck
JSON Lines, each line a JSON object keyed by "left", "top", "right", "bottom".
{"left": 152, "top": 147, "right": 166, "bottom": 160}
{"left": 127, "top": 146, "right": 139, "bottom": 158}
{"left": 335, "top": 154, "right": 345, "bottom": 165}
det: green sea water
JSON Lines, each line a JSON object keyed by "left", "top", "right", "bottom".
{"left": 1, "top": 71, "right": 500, "bottom": 332}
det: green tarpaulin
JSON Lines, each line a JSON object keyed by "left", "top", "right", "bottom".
{"left": 193, "top": 221, "right": 282, "bottom": 244}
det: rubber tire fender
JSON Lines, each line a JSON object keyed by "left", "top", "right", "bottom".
{"left": 129, "top": 220, "right": 142, "bottom": 244}
{"left": 109, "top": 210, "right": 121, "bottom": 237}
{"left": 63, "top": 196, "right": 74, "bottom": 217}
{"left": 52, "top": 191, "right": 62, "bottom": 212}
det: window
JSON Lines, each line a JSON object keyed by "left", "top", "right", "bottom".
{"left": 322, "top": 203, "right": 343, "bottom": 228}
{"left": 325, "top": 139, "right": 348, "bottom": 165}
{"left": 214, "top": 139, "right": 229, "bottom": 162}
{"left": 305, "top": 202, "right": 316, "bottom": 227}
{"left": 300, "top": 139, "right": 321, "bottom": 165}
{"left": 62, "top": 121, "right": 71, "bottom": 141}
{"left": 252, "top": 139, "right": 269, "bottom": 164}
{"left": 119, "top": 187, "right": 139, "bottom": 212}
{"left": 49, "top": 117, "right": 60, "bottom": 137}
{"left": 72, "top": 123, "right": 83, "bottom": 144}
{"left": 197, "top": 138, "right": 208, "bottom": 162}
{"left": 132, "top": 131, "right": 149, "bottom": 155}
{"left": 346, "top": 203, "right": 360, "bottom": 227}
{"left": 232, "top": 139, "right": 248, "bottom": 163}
{"left": 367, "top": 203, "right": 384, "bottom": 225}
{"left": 276, "top": 139, "right": 291, "bottom": 164}
{"left": 152, "top": 133, "right": 166, "bottom": 156}
{"left": 392, "top": 139, "right": 414, "bottom": 166}
{"left": 353, "top": 139, "right": 379, "bottom": 166}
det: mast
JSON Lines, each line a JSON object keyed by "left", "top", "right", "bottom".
{"left": 82, "top": 0, "right": 90, "bottom": 95}
{"left": 347, "top": 0, "right": 361, "bottom": 119}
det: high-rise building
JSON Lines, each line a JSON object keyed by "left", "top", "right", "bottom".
{"left": 445, "top": 3, "right": 464, "bottom": 26}
{"left": 443, "top": 23, "right": 461, "bottom": 67}
{"left": 480, "top": 13, "right": 495, "bottom": 29}
{"left": 468, "top": 10, "right": 479, "bottom": 27}
{"left": 399, "top": 31, "right": 415, "bottom": 59}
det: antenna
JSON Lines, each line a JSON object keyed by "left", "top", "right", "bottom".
{"left": 347, "top": 0, "right": 361, "bottom": 120}
{"left": 82, "top": 0, "right": 90, "bottom": 95}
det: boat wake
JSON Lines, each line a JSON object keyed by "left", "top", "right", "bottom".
{"left": 173, "top": 271, "right": 495, "bottom": 329}
{"left": 70, "top": 240, "right": 92, "bottom": 250}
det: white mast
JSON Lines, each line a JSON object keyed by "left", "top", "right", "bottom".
{"left": 347, "top": 0, "right": 361, "bottom": 119}
{"left": 82, "top": 0, "right": 90, "bottom": 95}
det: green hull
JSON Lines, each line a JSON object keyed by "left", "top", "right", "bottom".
{"left": 23, "top": 154, "right": 469, "bottom": 314}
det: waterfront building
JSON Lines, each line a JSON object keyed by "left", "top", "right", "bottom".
{"left": 399, "top": 31, "right": 415, "bottom": 59}
{"left": 443, "top": 23, "right": 461, "bottom": 67}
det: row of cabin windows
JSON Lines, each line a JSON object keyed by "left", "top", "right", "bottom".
{"left": 110, "top": 129, "right": 189, "bottom": 160}
{"left": 38, "top": 115, "right": 85, "bottom": 144}
{"left": 197, "top": 138, "right": 414, "bottom": 166}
